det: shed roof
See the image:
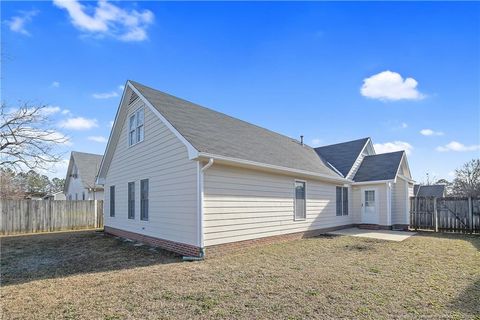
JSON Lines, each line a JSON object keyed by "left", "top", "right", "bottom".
{"left": 414, "top": 185, "right": 446, "bottom": 197}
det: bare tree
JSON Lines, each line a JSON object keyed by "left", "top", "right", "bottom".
{"left": 1, "top": 103, "right": 68, "bottom": 171}
{"left": 0, "top": 168, "right": 25, "bottom": 199}
{"left": 421, "top": 172, "right": 437, "bottom": 185}
{"left": 451, "top": 159, "right": 480, "bottom": 197}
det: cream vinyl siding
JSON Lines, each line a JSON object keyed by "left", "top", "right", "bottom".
{"left": 104, "top": 98, "right": 198, "bottom": 246}
{"left": 392, "top": 179, "right": 408, "bottom": 225}
{"left": 351, "top": 183, "right": 389, "bottom": 226}
{"left": 203, "top": 164, "right": 353, "bottom": 246}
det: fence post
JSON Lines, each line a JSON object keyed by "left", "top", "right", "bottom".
{"left": 433, "top": 197, "right": 438, "bottom": 232}
{"left": 413, "top": 196, "right": 418, "bottom": 231}
{"left": 468, "top": 197, "right": 473, "bottom": 234}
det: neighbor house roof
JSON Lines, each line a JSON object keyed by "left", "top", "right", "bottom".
{"left": 414, "top": 184, "right": 446, "bottom": 197}
{"left": 129, "top": 81, "right": 339, "bottom": 178}
{"left": 69, "top": 151, "right": 103, "bottom": 188}
{"left": 353, "top": 151, "right": 404, "bottom": 182}
{"left": 314, "top": 138, "right": 370, "bottom": 177}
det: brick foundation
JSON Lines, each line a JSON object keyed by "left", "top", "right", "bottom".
{"left": 392, "top": 224, "right": 410, "bottom": 231}
{"left": 205, "top": 224, "right": 355, "bottom": 257}
{"left": 104, "top": 226, "right": 202, "bottom": 257}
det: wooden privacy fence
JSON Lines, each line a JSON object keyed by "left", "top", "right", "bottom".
{"left": 410, "top": 197, "right": 480, "bottom": 234}
{"left": 0, "top": 200, "right": 103, "bottom": 235}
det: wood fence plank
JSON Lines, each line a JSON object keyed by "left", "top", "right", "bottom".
{"left": 0, "top": 200, "right": 104, "bottom": 235}
{"left": 410, "top": 196, "right": 478, "bottom": 234}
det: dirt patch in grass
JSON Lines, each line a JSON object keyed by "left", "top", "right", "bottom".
{"left": 1, "top": 231, "right": 479, "bottom": 319}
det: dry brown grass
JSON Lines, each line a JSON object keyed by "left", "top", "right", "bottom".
{"left": 1, "top": 230, "right": 479, "bottom": 319}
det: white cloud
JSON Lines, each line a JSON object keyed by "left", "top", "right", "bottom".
{"left": 53, "top": 0, "right": 154, "bottom": 41}
{"left": 420, "top": 129, "right": 444, "bottom": 136}
{"left": 374, "top": 141, "right": 413, "bottom": 155}
{"left": 87, "top": 135, "right": 108, "bottom": 143}
{"left": 361, "top": 71, "right": 425, "bottom": 101}
{"left": 51, "top": 81, "right": 60, "bottom": 88}
{"left": 400, "top": 122, "right": 408, "bottom": 129}
{"left": 59, "top": 117, "right": 98, "bottom": 130}
{"left": 6, "top": 10, "right": 38, "bottom": 36}
{"left": 436, "top": 141, "right": 480, "bottom": 152}
{"left": 311, "top": 138, "right": 322, "bottom": 147}
{"left": 118, "top": 84, "right": 125, "bottom": 91}
{"left": 61, "top": 109, "right": 72, "bottom": 115}
{"left": 92, "top": 91, "right": 119, "bottom": 99}
{"left": 41, "top": 106, "right": 62, "bottom": 115}
{"left": 109, "top": 120, "right": 114, "bottom": 128}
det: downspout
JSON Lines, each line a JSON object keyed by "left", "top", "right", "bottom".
{"left": 184, "top": 158, "right": 214, "bottom": 261}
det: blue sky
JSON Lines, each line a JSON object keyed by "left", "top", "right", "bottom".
{"left": 2, "top": 1, "right": 479, "bottom": 181}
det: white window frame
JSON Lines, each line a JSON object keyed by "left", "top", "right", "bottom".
{"left": 294, "top": 179, "right": 307, "bottom": 221}
{"left": 336, "top": 186, "right": 349, "bottom": 216}
{"left": 128, "top": 107, "right": 145, "bottom": 146}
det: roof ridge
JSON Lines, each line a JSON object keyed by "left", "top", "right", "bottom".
{"left": 72, "top": 150, "right": 103, "bottom": 157}
{"left": 363, "top": 150, "right": 405, "bottom": 158}
{"left": 315, "top": 137, "right": 370, "bottom": 149}
{"left": 129, "top": 80, "right": 311, "bottom": 149}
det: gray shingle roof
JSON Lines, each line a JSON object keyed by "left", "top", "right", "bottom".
{"left": 353, "top": 151, "right": 404, "bottom": 182}
{"left": 72, "top": 151, "right": 103, "bottom": 188}
{"left": 414, "top": 185, "right": 446, "bottom": 197}
{"left": 130, "top": 81, "right": 339, "bottom": 177}
{"left": 314, "top": 138, "right": 370, "bottom": 177}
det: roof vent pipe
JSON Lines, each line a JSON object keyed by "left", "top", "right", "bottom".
{"left": 300, "top": 135, "right": 304, "bottom": 145}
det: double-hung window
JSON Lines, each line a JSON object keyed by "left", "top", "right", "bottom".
{"left": 294, "top": 181, "right": 306, "bottom": 220}
{"left": 140, "top": 179, "right": 149, "bottom": 221}
{"left": 128, "top": 182, "right": 135, "bottom": 219}
{"left": 110, "top": 186, "right": 115, "bottom": 217}
{"left": 336, "top": 186, "right": 349, "bottom": 216}
{"left": 128, "top": 108, "right": 144, "bottom": 146}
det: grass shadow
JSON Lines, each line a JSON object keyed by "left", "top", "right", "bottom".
{"left": 449, "top": 278, "right": 480, "bottom": 317}
{"left": 411, "top": 230, "right": 480, "bottom": 251}
{"left": 0, "top": 230, "right": 182, "bottom": 286}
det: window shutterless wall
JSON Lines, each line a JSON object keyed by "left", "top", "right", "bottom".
{"left": 102, "top": 97, "right": 199, "bottom": 246}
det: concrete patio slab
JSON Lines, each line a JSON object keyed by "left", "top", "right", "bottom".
{"left": 327, "top": 228, "right": 416, "bottom": 242}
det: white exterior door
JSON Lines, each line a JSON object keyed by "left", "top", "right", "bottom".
{"left": 362, "top": 189, "right": 378, "bottom": 224}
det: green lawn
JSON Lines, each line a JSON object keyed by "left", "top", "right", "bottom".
{"left": 1, "top": 230, "right": 479, "bottom": 319}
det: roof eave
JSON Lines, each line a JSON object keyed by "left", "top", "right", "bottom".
{"left": 196, "top": 152, "right": 349, "bottom": 183}
{"left": 352, "top": 179, "right": 395, "bottom": 185}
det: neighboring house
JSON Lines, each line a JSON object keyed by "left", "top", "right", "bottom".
{"left": 414, "top": 184, "right": 447, "bottom": 197}
{"left": 96, "top": 80, "right": 415, "bottom": 257}
{"left": 64, "top": 151, "right": 104, "bottom": 201}
{"left": 43, "top": 191, "right": 66, "bottom": 200}
{"left": 24, "top": 192, "right": 46, "bottom": 200}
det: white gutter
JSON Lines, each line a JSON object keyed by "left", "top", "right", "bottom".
{"left": 196, "top": 153, "right": 349, "bottom": 183}
{"left": 352, "top": 179, "right": 394, "bottom": 186}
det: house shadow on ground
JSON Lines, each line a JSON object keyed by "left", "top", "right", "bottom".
{"left": 1, "top": 230, "right": 182, "bottom": 286}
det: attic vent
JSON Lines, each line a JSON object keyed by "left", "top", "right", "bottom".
{"left": 129, "top": 92, "right": 139, "bottom": 105}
